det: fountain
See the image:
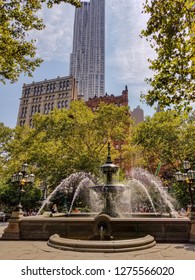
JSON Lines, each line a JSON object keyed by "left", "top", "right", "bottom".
{"left": 90, "top": 139, "right": 125, "bottom": 217}
{"left": 1, "top": 141, "right": 191, "bottom": 250}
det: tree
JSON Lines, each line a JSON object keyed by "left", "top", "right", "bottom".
{"left": 0, "top": 122, "right": 13, "bottom": 175}
{"left": 0, "top": 0, "right": 81, "bottom": 84}
{"left": 2, "top": 101, "right": 131, "bottom": 188}
{"left": 131, "top": 110, "right": 195, "bottom": 208}
{"left": 141, "top": 0, "right": 195, "bottom": 111}
{"left": 132, "top": 111, "right": 195, "bottom": 173}
{"left": 0, "top": 181, "right": 42, "bottom": 213}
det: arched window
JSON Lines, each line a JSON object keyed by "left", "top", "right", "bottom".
{"left": 30, "top": 119, "right": 33, "bottom": 128}
{"left": 65, "top": 100, "right": 68, "bottom": 108}
{"left": 61, "top": 101, "right": 65, "bottom": 108}
{"left": 31, "top": 106, "right": 34, "bottom": 116}
{"left": 44, "top": 104, "right": 48, "bottom": 114}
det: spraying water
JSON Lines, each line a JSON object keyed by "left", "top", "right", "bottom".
{"left": 37, "top": 168, "right": 178, "bottom": 217}
{"left": 68, "top": 177, "right": 94, "bottom": 214}
{"left": 37, "top": 172, "right": 94, "bottom": 215}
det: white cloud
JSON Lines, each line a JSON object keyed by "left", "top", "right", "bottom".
{"left": 106, "top": 0, "right": 155, "bottom": 90}
{"left": 29, "top": 4, "right": 75, "bottom": 62}
{"left": 0, "top": 0, "right": 158, "bottom": 128}
{"left": 29, "top": 0, "right": 155, "bottom": 97}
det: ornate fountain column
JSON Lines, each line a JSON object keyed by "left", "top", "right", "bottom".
{"left": 98, "top": 139, "right": 124, "bottom": 217}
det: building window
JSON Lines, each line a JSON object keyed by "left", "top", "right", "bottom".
{"left": 20, "top": 120, "right": 25, "bottom": 126}
{"left": 61, "top": 101, "right": 65, "bottom": 108}
{"left": 31, "top": 106, "right": 34, "bottom": 116}
{"left": 30, "top": 119, "right": 33, "bottom": 128}
{"left": 21, "top": 107, "right": 27, "bottom": 118}
{"left": 44, "top": 104, "right": 48, "bottom": 114}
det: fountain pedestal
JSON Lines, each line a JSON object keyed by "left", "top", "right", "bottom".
{"left": 1, "top": 210, "right": 25, "bottom": 240}
{"left": 1, "top": 218, "right": 21, "bottom": 240}
{"left": 91, "top": 140, "right": 125, "bottom": 217}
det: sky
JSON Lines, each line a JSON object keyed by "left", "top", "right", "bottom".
{"left": 0, "top": 0, "right": 156, "bottom": 128}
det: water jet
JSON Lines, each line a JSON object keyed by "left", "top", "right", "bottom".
{"left": 1, "top": 141, "right": 191, "bottom": 250}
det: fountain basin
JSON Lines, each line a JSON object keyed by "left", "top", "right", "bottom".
{"left": 48, "top": 234, "right": 156, "bottom": 252}
{"left": 2, "top": 215, "right": 190, "bottom": 243}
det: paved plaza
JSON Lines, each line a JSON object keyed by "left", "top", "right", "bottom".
{"left": 0, "top": 222, "right": 195, "bottom": 260}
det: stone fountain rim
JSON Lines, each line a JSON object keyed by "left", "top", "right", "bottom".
{"left": 47, "top": 234, "right": 156, "bottom": 253}
{"left": 20, "top": 215, "right": 190, "bottom": 222}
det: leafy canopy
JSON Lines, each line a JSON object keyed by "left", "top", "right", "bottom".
{"left": 0, "top": 0, "right": 81, "bottom": 84}
{"left": 132, "top": 110, "right": 195, "bottom": 173}
{"left": 141, "top": 0, "right": 195, "bottom": 111}
{"left": 2, "top": 101, "right": 131, "bottom": 187}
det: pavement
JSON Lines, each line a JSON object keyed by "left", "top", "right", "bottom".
{"left": 0, "top": 222, "right": 195, "bottom": 260}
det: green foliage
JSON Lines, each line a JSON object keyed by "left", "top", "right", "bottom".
{"left": 141, "top": 0, "right": 195, "bottom": 111}
{"left": 1, "top": 103, "right": 194, "bottom": 210}
{"left": 132, "top": 110, "right": 195, "bottom": 207}
{"left": 171, "top": 182, "right": 192, "bottom": 209}
{"left": 21, "top": 184, "right": 42, "bottom": 211}
{"left": 2, "top": 101, "right": 131, "bottom": 188}
{"left": 0, "top": 181, "right": 42, "bottom": 212}
{"left": 132, "top": 110, "right": 195, "bottom": 172}
{"left": 0, "top": 123, "right": 13, "bottom": 175}
{"left": 0, "top": 0, "right": 81, "bottom": 84}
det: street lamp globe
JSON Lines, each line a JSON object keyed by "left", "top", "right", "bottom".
{"left": 21, "top": 163, "right": 28, "bottom": 173}
{"left": 175, "top": 171, "right": 183, "bottom": 182}
{"left": 183, "top": 160, "right": 191, "bottom": 171}
{"left": 188, "top": 170, "right": 195, "bottom": 180}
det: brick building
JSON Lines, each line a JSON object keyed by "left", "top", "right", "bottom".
{"left": 85, "top": 85, "right": 129, "bottom": 110}
{"left": 85, "top": 85, "right": 129, "bottom": 168}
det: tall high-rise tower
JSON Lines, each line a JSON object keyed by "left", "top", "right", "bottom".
{"left": 70, "top": 0, "right": 105, "bottom": 100}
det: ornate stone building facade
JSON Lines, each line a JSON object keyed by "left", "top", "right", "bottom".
{"left": 17, "top": 76, "right": 77, "bottom": 127}
{"left": 85, "top": 85, "right": 129, "bottom": 110}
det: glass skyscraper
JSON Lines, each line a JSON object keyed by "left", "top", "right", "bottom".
{"left": 69, "top": 0, "right": 105, "bottom": 100}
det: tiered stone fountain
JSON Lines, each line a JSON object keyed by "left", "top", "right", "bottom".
{"left": 1, "top": 141, "right": 191, "bottom": 251}
{"left": 47, "top": 140, "right": 157, "bottom": 251}
{"left": 90, "top": 139, "right": 125, "bottom": 217}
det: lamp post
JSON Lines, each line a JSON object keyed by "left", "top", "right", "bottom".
{"left": 11, "top": 163, "right": 35, "bottom": 217}
{"left": 175, "top": 160, "right": 195, "bottom": 213}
